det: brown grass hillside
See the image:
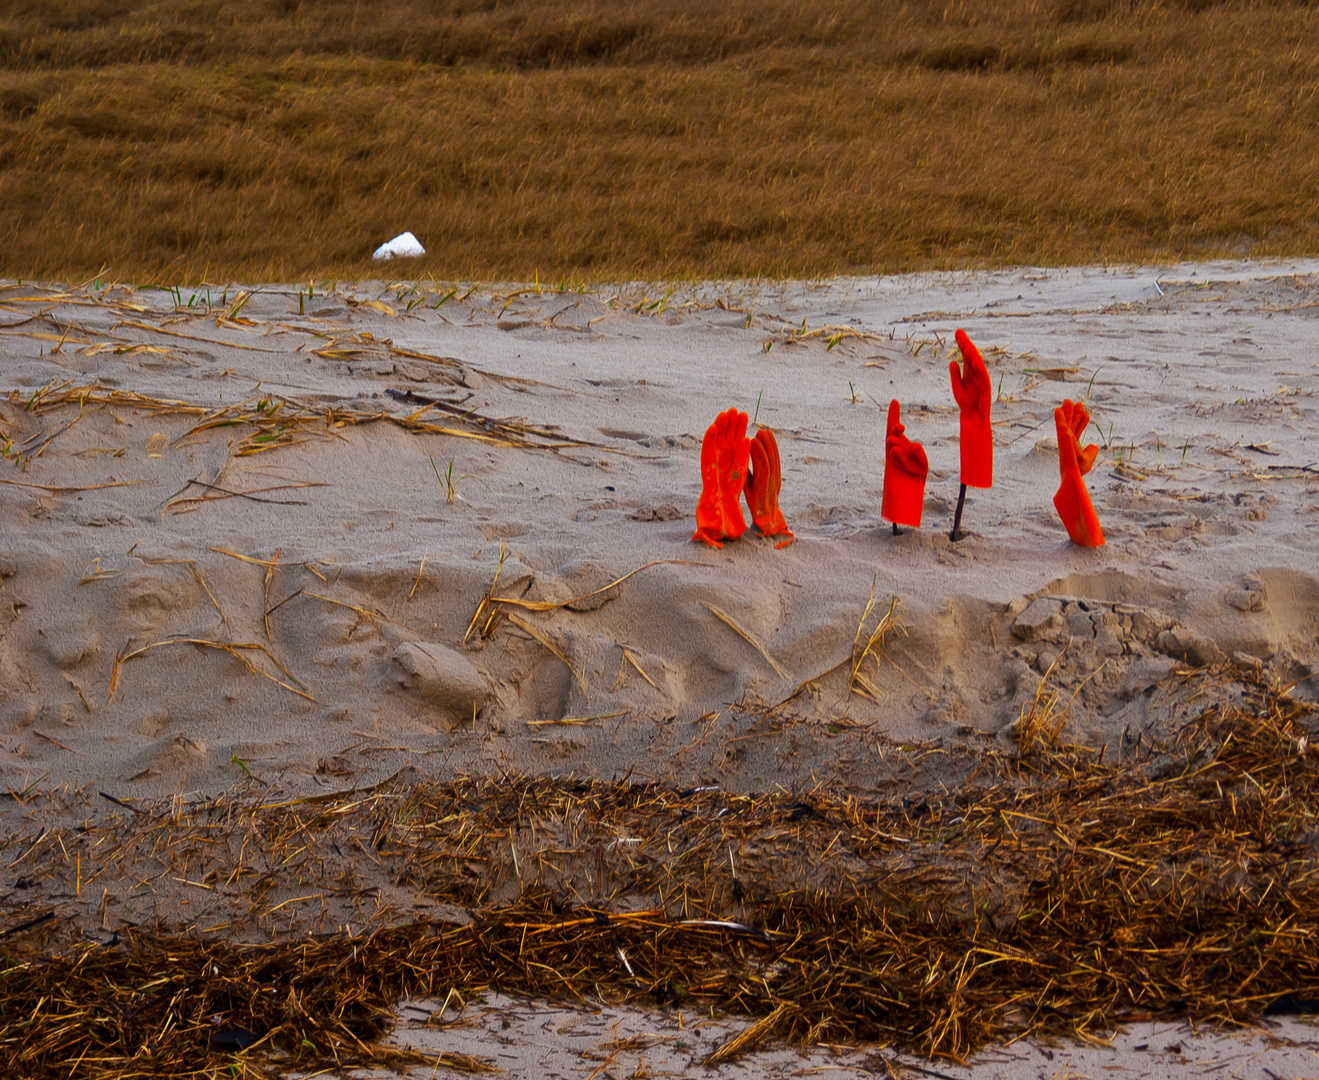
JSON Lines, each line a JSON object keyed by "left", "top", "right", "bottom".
{"left": 1, "top": 0, "right": 1318, "bottom": 281}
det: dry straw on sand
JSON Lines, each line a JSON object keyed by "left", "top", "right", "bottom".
{"left": 11, "top": 377, "right": 603, "bottom": 460}
{"left": 2, "top": 671, "right": 1317, "bottom": 1077}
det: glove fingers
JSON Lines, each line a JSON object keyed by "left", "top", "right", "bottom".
{"left": 756, "top": 429, "right": 781, "bottom": 487}
{"left": 718, "top": 407, "right": 738, "bottom": 451}
{"left": 729, "top": 411, "right": 750, "bottom": 485}
{"left": 1073, "top": 403, "right": 1090, "bottom": 442}
{"left": 1066, "top": 400, "right": 1089, "bottom": 443}
{"left": 971, "top": 356, "right": 991, "bottom": 394}
{"left": 747, "top": 433, "right": 779, "bottom": 513}
{"left": 1057, "top": 400, "right": 1074, "bottom": 442}
{"left": 900, "top": 440, "right": 929, "bottom": 475}
{"left": 955, "top": 328, "right": 980, "bottom": 362}
{"left": 700, "top": 418, "right": 719, "bottom": 474}
{"left": 949, "top": 360, "right": 966, "bottom": 406}
{"left": 747, "top": 435, "right": 769, "bottom": 514}
{"left": 732, "top": 432, "right": 751, "bottom": 484}
{"left": 1055, "top": 406, "right": 1078, "bottom": 474}
{"left": 730, "top": 409, "right": 748, "bottom": 448}
{"left": 955, "top": 331, "right": 990, "bottom": 394}
{"left": 887, "top": 398, "right": 901, "bottom": 438}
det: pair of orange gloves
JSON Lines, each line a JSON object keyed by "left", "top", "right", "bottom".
{"left": 882, "top": 330, "right": 1103, "bottom": 546}
{"left": 882, "top": 328, "right": 992, "bottom": 528}
{"left": 692, "top": 409, "right": 793, "bottom": 549}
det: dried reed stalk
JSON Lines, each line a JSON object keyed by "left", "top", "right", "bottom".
{"left": 849, "top": 588, "right": 903, "bottom": 701}
{"left": 109, "top": 637, "right": 314, "bottom": 704}
{"left": 620, "top": 646, "right": 664, "bottom": 696}
{"left": 700, "top": 602, "right": 788, "bottom": 678}
{"left": 506, "top": 612, "right": 585, "bottom": 690}
{"left": 704, "top": 1003, "right": 790, "bottom": 1065}
{"left": 9, "top": 383, "right": 602, "bottom": 460}
{"left": 490, "top": 559, "right": 688, "bottom": 612}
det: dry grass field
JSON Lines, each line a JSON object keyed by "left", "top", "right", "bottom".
{"left": 1, "top": 0, "right": 1318, "bottom": 281}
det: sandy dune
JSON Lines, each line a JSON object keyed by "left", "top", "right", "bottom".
{"left": 2, "top": 261, "right": 1316, "bottom": 800}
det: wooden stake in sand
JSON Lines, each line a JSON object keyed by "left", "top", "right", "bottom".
{"left": 949, "top": 482, "right": 969, "bottom": 542}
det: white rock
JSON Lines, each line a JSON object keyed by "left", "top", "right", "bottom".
{"left": 372, "top": 231, "right": 425, "bottom": 260}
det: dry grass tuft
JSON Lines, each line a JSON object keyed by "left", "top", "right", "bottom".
{"left": 464, "top": 542, "right": 512, "bottom": 644}
{"left": 3, "top": 1, "right": 1319, "bottom": 279}
{"left": 1011, "top": 648, "right": 1112, "bottom": 758}
{"left": 849, "top": 585, "right": 903, "bottom": 701}
{"left": 1010, "top": 649, "right": 1071, "bottom": 755}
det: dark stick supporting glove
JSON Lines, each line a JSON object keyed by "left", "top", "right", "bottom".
{"left": 881, "top": 399, "right": 929, "bottom": 528}
{"left": 745, "top": 428, "right": 793, "bottom": 547}
{"left": 949, "top": 329, "right": 994, "bottom": 489}
{"left": 692, "top": 408, "right": 751, "bottom": 549}
{"left": 1052, "top": 398, "right": 1104, "bottom": 547}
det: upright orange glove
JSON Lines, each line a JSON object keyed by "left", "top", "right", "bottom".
{"left": 950, "top": 329, "right": 993, "bottom": 489}
{"left": 1053, "top": 398, "right": 1104, "bottom": 547}
{"left": 692, "top": 408, "right": 751, "bottom": 549}
{"left": 744, "top": 428, "right": 793, "bottom": 547}
{"left": 881, "top": 399, "right": 929, "bottom": 528}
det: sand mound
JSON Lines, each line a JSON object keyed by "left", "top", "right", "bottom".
{"left": 1, "top": 263, "right": 1316, "bottom": 807}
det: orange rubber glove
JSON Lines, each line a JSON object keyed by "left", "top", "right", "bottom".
{"left": 1052, "top": 398, "right": 1104, "bottom": 547}
{"left": 949, "top": 328, "right": 994, "bottom": 489}
{"left": 692, "top": 408, "right": 751, "bottom": 548}
{"left": 881, "top": 399, "right": 929, "bottom": 528}
{"left": 744, "top": 428, "right": 793, "bottom": 547}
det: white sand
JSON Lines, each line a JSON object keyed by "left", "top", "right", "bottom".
{"left": 2, "top": 262, "right": 1317, "bottom": 1075}
{"left": 2, "top": 261, "right": 1316, "bottom": 797}
{"left": 369, "top": 993, "right": 1319, "bottom": 1080}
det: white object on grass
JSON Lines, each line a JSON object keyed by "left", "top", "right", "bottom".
{"left": 372, "top": 231, "right": 425, "bottom": 260}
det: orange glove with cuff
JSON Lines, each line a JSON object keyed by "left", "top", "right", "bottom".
{"left": 881, "top": 399, "right": 929, "bottom": 528}
{"left": 1052, "top": 398, "right": 1104, "bottom": 547}
{"left": 745, "top": 428, "right": 793, "bottom": 547}
{"left": 692, "top": 408, "right": 751, "bottom": 548}
{"left": 950, "top": 329, "right": 994, "bottom": 489}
